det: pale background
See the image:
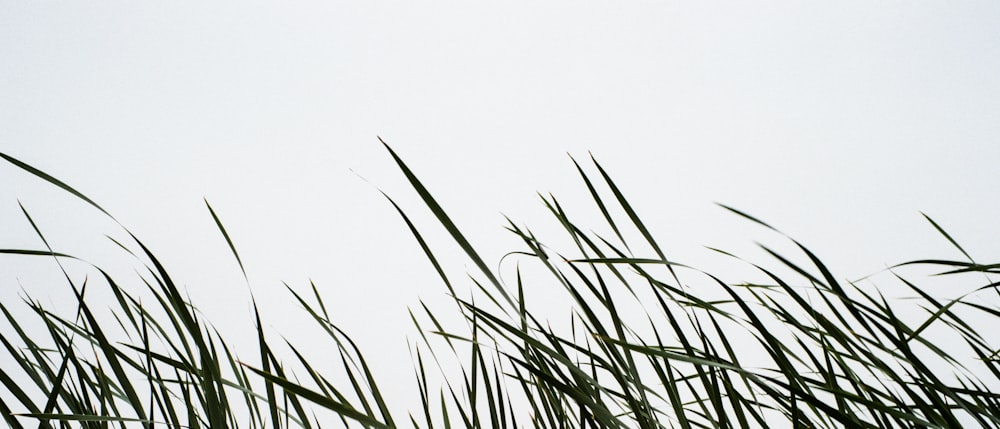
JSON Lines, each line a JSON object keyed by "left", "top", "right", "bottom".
{"left": 2, "top": 0, "right": 999, "bottom": 418}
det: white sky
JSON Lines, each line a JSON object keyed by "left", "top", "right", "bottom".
{"left": 2, "top": 0, "right": 1000, "bottom": 420}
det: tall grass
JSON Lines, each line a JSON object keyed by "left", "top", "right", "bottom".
{"left": 1, "top": 143, "right": 998, "bottom": 428}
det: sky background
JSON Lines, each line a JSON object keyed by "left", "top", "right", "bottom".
{"left": 2, "top": 0, "right": 1000, "bottom": 417}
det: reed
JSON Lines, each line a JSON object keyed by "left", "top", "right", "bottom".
{"left": 1, "top": 143, "right": 997, "bottom": 428}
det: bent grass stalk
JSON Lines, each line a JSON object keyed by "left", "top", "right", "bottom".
{"left": 0, "top": 146, "right": 997, "bottom": 428}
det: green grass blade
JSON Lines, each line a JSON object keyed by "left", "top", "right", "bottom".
{"left": 381, "top": 138, "right": 513, "bottom": 308}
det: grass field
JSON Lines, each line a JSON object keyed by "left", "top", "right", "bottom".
{"left": 1, "top": 144, "right": 998, "bottom": 428}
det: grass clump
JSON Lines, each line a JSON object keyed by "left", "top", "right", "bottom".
{"left": 0, "top": 144, "right": 998, "bottom": 428}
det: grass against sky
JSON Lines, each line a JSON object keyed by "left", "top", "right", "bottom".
{"left": 2, "top": 1, "right": 1000, "bottom": 422}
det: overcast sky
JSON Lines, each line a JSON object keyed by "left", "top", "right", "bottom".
{"left": 2, "top": 0, "right": 1000, "bottom": 415}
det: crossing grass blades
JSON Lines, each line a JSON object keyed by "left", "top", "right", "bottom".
{"left": 0, "top": 143, "right": 998, "bottom": 428}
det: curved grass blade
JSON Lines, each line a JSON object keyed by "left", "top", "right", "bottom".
{"left": 380, "top": 138, "right": 513, "bottom": 308}
{"left": 205, "top": 199, "right": 248, "bottom": 282}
